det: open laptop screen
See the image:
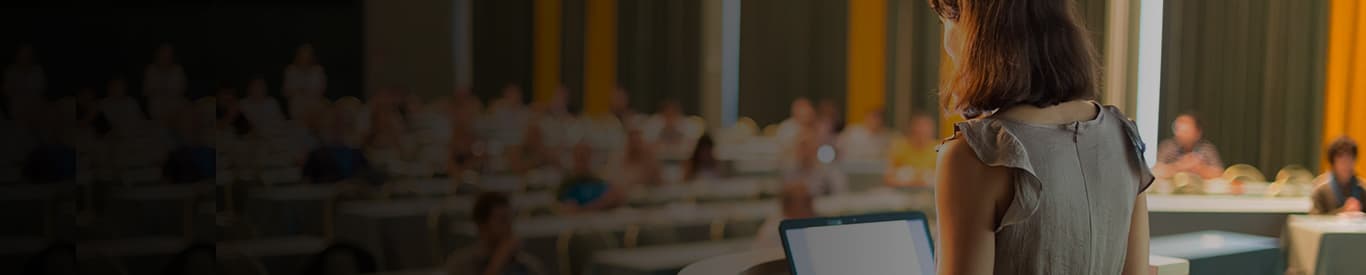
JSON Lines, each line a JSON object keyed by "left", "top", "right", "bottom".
{"left": 782, "top": 215, "right": 934, "bottom": 275}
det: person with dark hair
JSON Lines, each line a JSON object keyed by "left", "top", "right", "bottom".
{"left": 1310, "top": 136, "right": 1365, "bottom": 215}
{"left": 1153, "top": 113, "right": 1224, "bottom": 179}
{"left": 930, "top": 0, "right": 1152, "bottom": 274}
{"left": 301, "top": 243, "right": 376, "bottom": 275}
{"left": 161, "top": 243, "right": 216, "bottom": 275}
{"left": 682, "top": 134, "right": 725, "bottom": 182}
{"left": 556, "top": 142, "right": 625, "bottom": 212}
{"left": 446, "top": 192, "right": 546, "bottom": 275}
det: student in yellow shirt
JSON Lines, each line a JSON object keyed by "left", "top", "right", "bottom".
{"left": 886, "top": 114, "right": 938, "bottom": 186}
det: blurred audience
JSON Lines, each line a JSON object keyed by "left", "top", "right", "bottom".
{"left": 753, "top": 183, "right": 816, "bottom": 248}
{"left": 611, "top": 129, "right": 662, "bottom": 187}
{"left": 4, "top": 44, "right": 45, "bottom": 126}
{"left": 782, "top": 133, "right": 848, "bottom": 196}
{"left": 885, "top": 113, "right": 937, "bottom": 186}
{"left": 99, "top": 77, "right": 148, "bottom": 137}
{"left": 1154, "top": 113, "right": 1224, "bottom": 179}
{"left": 816, "top": 98, "right": 841, "bottom": 136}
{"left": 239, "top": 75, "right": 287, "bottom": 131}
{"left": 683, "top": 134, "right": 725, "bottom": 182}
{"left": 215, "top": 86, "right": 251, "bottom": 135}
{"left": 611, "top": 86, "right": 641, "bottom": 128}
{"left": 836, "top": 107, "right": 891, "bottom": 162}
{"left": 776, "top": 97, "right": 816, "bottom": 147}
{"left": 284, "top": 44, "right": 328, "bottom": 123}
{"left": 303, "top": 110, "right": 370, "bottom": 184}
{"left": 505, "top": 122, "right": 558, "bottom": 174}
{"left": 557, "top": 143, "right": 624, "bottom": 212}
{"left": 646, "top": 99, "right": 690, "bottom": 150}
{"left": 1311, "top": 136, "right": 1365, "bottom": 215}
{"left": 446, "top": 192, "right": 546, "bottom": 275}
{"left": 144, "top": 44, "right": 188, "bottom": 126}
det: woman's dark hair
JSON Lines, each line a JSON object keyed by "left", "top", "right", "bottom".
{"left": 473, "top": 192, "right": 511, "bottom": 224}
{"left": 300, "top": 243, "right": 377, "bottom": 275}
{"left": 929, "top": 0, "right": 1099, "bottom": 118}
{"left": 684, "top": 134, "right": 718, "bottom": 181}
{"left": 161, "top": 243, "right": 216, "bottom": 275}
{"left": 1327, "top": 136, "right": 1359, "bottom": 165}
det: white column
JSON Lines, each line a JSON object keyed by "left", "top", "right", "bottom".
{"left": 1136, "top": 0, "right": 1164, "bottom": 167}
{"left": 721, "top": 0, "right": 741, "bottom": 127}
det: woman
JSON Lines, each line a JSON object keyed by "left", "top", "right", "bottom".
{"left": 682, "top": 134, "right": 724, "bottom": 182}
{"left": 930, "top": 0, "right": 1152, "bottom": 274}
{"left": 239, "top": 75, "right": 287, "bottom": 134}
{"left": 612, "top": 129, "right": 662, "bottom": 187}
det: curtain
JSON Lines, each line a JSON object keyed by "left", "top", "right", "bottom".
{"left": 1158, "top": 0, "right": 1328, "bottom": 175}
{"left": 1323, "top": 0, "right": 1366, "bottom": 174}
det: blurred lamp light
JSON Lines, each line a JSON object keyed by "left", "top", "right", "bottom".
{"left": 817, "top": 145, "right": 836, "bottom": 164}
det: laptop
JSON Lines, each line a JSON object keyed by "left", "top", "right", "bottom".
{"left": 779, "top": 212, "right": 935, "bottom": 275}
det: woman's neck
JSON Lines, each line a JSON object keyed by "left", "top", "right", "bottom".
{"left": 995, "top": 99, "right": 1098, "bottom": 125}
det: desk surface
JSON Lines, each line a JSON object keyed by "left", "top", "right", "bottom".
{"left": 1147, "top": 194, "right": 1309, "bottom": 213}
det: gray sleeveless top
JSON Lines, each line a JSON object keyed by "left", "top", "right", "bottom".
{"left": 950, "top": 104, "right": 1153, "bottom": 274}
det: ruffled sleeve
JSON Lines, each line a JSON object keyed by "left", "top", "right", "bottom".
{"left": 953, "top": 119, "right": 1043, "bottom": 232}
{"left": 1109, "top": 106, "right": 1155, "bottom": 194}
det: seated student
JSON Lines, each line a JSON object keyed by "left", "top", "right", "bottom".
{"left": 775, "top": 98, "right": 817, "bottom": 148}
{"left": 238, "top": 75, "right": 287, "bottom": 131}
{"left": 884, "top": 113, "right": 938, "bottom": 186}
{"left": 1311, "top": 136, "right": 1366, "bottom": 215}
{"left": 302, "top": 111, "right": 371, "bottom": 184}
{"left": 610, "top": 129, "right": 662, "bottom": 187}
{"left": 557, "top": 143, "right": 624, "bottom": 213}
{"left": 683, "top": 134, "right": 726, "bottom": 182}
{"left": 645, "top": 100, "right": 692, "bottom": 152}
{"left": 100, "top": 77, "right": 149, "bottom": 137}
{"left": 1153, "top": 113, "right": 1224, "bottom": 179}
{"left": 835, "top": 107, "right": 891, "bottom": 162}
{"left": 781, "top": 133, "right": 849, "bottom": 196}
{"left": 753, "top": 183, "right": 817, "bottom": 249}
{"left": 505, "top": 122, "right": 558, "bottom": 173}
{"left": 447, "top": 192, "right": 546, "bottom": 275}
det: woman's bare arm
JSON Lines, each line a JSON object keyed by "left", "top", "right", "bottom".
{"left": 935, "top": 139, "right": 1013, "bottom": 275}
{"left": 1123, "top": 193, "right": 1150, "bottom": 275}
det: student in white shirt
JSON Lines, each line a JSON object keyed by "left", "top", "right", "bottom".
{"left": 239, "top": 75, "right": 288, "bottom": 134}
{"left": 835, "top": 107, "right": 892, "bottom": 162}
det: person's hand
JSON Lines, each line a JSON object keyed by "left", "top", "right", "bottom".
{"left": 1344, "top": 198, "right": 1361, "bottom": 212}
